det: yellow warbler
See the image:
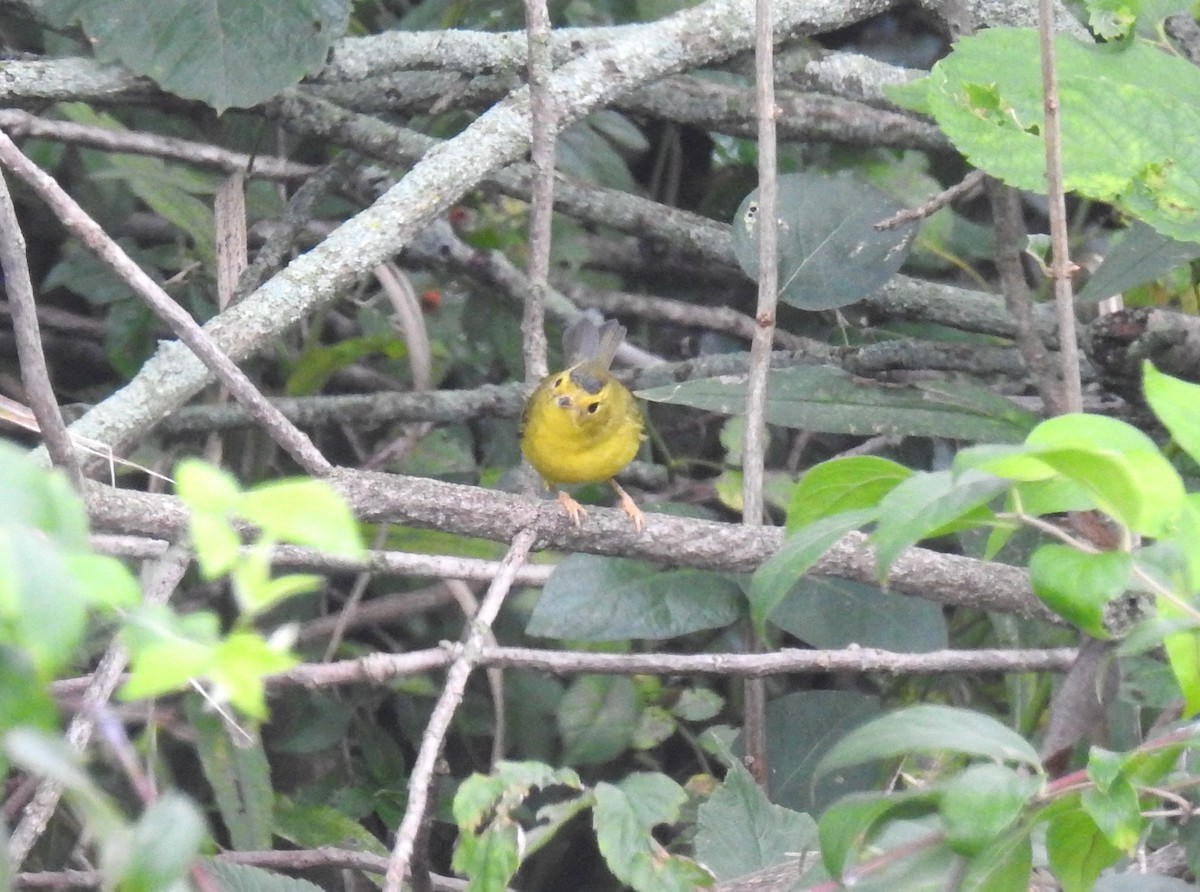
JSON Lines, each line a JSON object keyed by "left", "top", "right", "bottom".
{"left": 519, "top": 318, "right": 646, "bottom": 531}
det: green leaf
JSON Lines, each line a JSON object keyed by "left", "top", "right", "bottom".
{"left": 769, "top": 577, "right": 948, "bottom": 652}
{"left": 44, "top": 0, "right": 351, "bottom": 113}
{"left": 239, "top": 478, "right": 364, "bottom": 558}
{"left": 749, "top": 508, "right": 877, "bottom": 634}
{"left": 209, "top": 631, "right": 298, "bottom": 719}
{"left": 273, "top": 798, "right": 390, "bottom": 858}
{"left": 0, "top": 442, "right": 89, "bottom": 547}
{"left": 731, "top": 172, "right": 917, "bottom": 310}
{"left": 639, "top": 367, "right": 1036, "bottom": 443}
{"left": 0, "top": 525, "right": 86, "bottom": 677}
{"left": 815, "top": 705, "right": 1042, "bottom": 780}
{"left": 937, "top": 764, "right": 1037, "bottom": 856}
{"left": 63, "top": 553, "right": 140, "bottom": 611}
{"left": 959, "top": 829, "right": 1032, "bottom": 892}
{"left": 818, "top": 789, "right": 938, "bottom": 879}
{"left": 0, "top": 649, "right": 56, "bottom": 732}
{"left": 1144, "top": 362, "right": 1200, "bottom": 470}
{"left": 120, "top": 607, "right": 220, "bottom": 700}
{"left": 202, "top": 860, "right": 325, "bottom": 892}
{"left": 1078, "top": 221, "right": 1200, "bottom": 302}
{"left": 786, "top": 456, "right": 911, "bottom": 531}
{"left": 594, "top": 776, "right": 713, "bottom": 892}
{"left": 119, "top": 793, "right": 207, "bottom": 892}
{"left": 764, "top": 691, "right": 881, "bottom": 813}
{"left": 1029, "top": 546, "right": 1134, "bottom": 639}
{"left": 528, "top": 556, "right": 742, "bottom": 640}
{"left": 1081, "top": 775, "right": 1143, "bottom": 852}
{"left": 872, "top": 470, "right": 1008, "bottom": 577}
{"left": 903, "top": 27, "right": 1200, "bottom": 242}
{"left": 4, "top": 728, "right": 125, "bottom": 837}
{"left": 286, "top": 335, "right": 409, "bottom": 395}
{"left": 1159, "top": 598, "right": 1200, "bottom": 716}
{"left": 174, "top": 459, "right": 242, "bottom": 514}
{"left": 694, "top": 751, "right": 818, "bottom": 881}
{"left": 559, "top": 675, "right": 640, "bottom": 764}
{"left": 1046, "top": 809, "right": 1122, "bottom": 892}
{"left": 187, "top": 695, "right": 273, "bottom": 851}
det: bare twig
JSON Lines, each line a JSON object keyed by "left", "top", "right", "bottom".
{"left": 383, "top": 529, "right": 537, "bottom": 892}
{"left": 1038, "top": 0, "right": 1081, "bottom": 413}
{"left": 740, "top": 0, "right": 782, "bottom": 787}
{"left": 522, "top": 0, "right": 555, "bottom": 382}
{"left": 0, "top": 130, "right": 332, "bottom": 474}
{"left": 876, "top": 170, "right": 986, "bottom": 230}
{"left": 0, "top": 168, "right": 83, "bottom": 489}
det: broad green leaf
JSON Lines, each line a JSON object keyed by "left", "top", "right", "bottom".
{"left": 937, "top": 764, "right": 1037, "bottom": 856}
{"left": 120, "top": 607, "right": 220, "bottom": 700}
{"left": 786, "top": 456, "right": 911, "bottom": 531}
{"left": 731, "top": 172, "right": 917, "bottom": 310}
{"left": 528, "top": 556, "right": 741, "bottom": 640}
{"left": 959, "top": 829, "right": 1032, "bottom": 892}
{"left": 749, "top": 508, "right": 877, "bottom": 634}
{"left": 815, "top": 705, "right": 1042, "bottom": 779}
{"left": 239, "top": 478, "right": 364, "bottom": 558}
{"left": 594, "top": 776, "right": 713, "bottom": 892}
{"left": 187, "top": 695, "right": 273, "bottom": 851}
{"left": 1160, "top": 598, "right": 1200, "bottom": 716}
{"left": 1078, "top": 222, "right": 1200, "bottom": 301}
{"left": 1081, "top": 776, "right": 1143, "bottom": 852}
{"left": 119, "top": 793, "right": 207, "bottom": 892}
{"left": 764, "top": 691, "right": 881, "bottom": 813}
{"left": 898, "top": 27, "right": 1200, "bottom": 242}
{"left": 1046, "top": 809, "right": 1122, "bottom": 892}
{"left": 818, "top": 790, "right": 937, "bottom": 879}
{"left": 1029, "top": 546, "right": 1134, "bottom": 639}
{"left": 671, "top": 688, "right": 723, "bottom": 722}
{"left": 770, "top": 577, "right": 948, "bottom": 652}
{"left": 453, "top": 819, "right": 520, "bottom": 892}
{"left": 0, "top": 650, "right": 56, "bottom": 732}
{"left": 695, "top": 741, "right": 819, "bottom": 881}
{"left": 638, "top": 366, "right": 1036, "bottom": 443}
{"left": 44, "top": 0, "right": 351, "bottom": 113}
{"left": 208, "top": 631, "right": 298, "bottom": 719}
{"left": 1024, "top": 413, "right": 1187, "bottom": 536}
{"left": 273, "top": 798, "right": 390, "bottom": 858}
{"left": 174, "top": 459, "right": 241, "bottom": 514}
{"left": 287, "top": 336, "right": 409, "bottom": 395}
{"left": 63, "top": 553, "right": 140, "bottom": 611}
{"left": 1144, "top": 362, "right": 1200, "bottom": 470}
{"left": 559, "top": 675, "right": 639, "bottom": 764}
{"left": 872, "top": 470, "right": 1008, "bottom": 576}
{"left": 0, "top": 526, "right": 86, "bottom": 677}
{"left": 202, "top": 860, "right": 324, "bottom": 892}
{"left": 0, "top": 442, "right": 89, "bottom": 547}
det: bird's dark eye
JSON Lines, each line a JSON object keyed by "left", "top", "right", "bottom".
{"left": 554, "top": 377, "right": 564, "bottom": 387}
{"left": 586, "top": 402, "right": 600, "bottom": 414}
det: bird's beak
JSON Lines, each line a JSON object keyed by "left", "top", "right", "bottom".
{"left": 556, "top": 395, "right": 572, "bottom": 409}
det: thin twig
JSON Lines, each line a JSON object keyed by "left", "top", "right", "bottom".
{"left": 522, "top": 0, "right": 555, "bottom": 382}
{"left": 875, "top": 169, "right": 985, "bottom": 230}
{"left": 382, "top": 529, "right": 538, "bottom": 892}
{"left": 1038, "top": 0, "right": 1081, "bottom": 413}
{"left": 0, "top": 168, "right": 83, "bottom": 490}
{"left": 0, "top": 130, "right": 332, "bottom": 474}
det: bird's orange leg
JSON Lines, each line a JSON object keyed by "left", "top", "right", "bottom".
{"left": 555, "top": 489, "right": 588, "bottom": 527}
{"left": 610, "top": 479, "right": 645, "bottom": 532}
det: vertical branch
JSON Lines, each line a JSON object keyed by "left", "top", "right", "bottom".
{"left": 522, "top": 0, "right": 556, "bottom": 382}
{"left": 741, "top": 0, "right": 780, "bottom": 786}
{"left": 0, "top": 169, "right": 84, "bottom": 490}
{"left": 383, "top": 529, "right": 538, "bottom": 892}
{"left": 1038, "top": 0, "right": 1082, "bottom": 414}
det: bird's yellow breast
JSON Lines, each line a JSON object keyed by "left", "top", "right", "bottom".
{"left": 520, "top": 365, "right": 643, "bottom": 485}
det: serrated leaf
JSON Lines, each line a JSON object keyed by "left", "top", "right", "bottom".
{"left": 815, "top": 705, "right": 1042, "bottom": 779}
{"left": 239, "top": 478, "right": 363, "bottom": 558}
{"left": 694, "top": 753, "right": 817, "bottom": 881}
{"left": 44, "top": 0, "right": 351, "bottom": 113}
{"left": 187, "top": 696, "right": 273, "bottom": 851}
{"left": 731, "top": 172, "right": 917, "bottom": 310}
{"left": 594, "top": 776, "right": 713, "bottom": 892}
{"left": 1028, "top": 546, "right": 1133, "bottom": 639}
{"left": 528, "top": 556, "right": 741, "bottom": 640}
{"left": 638, "top": 367, "right": 1035, "bottom": 442}
{"left": 906, "top": 27, "right": 1200, "bottom": 243}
